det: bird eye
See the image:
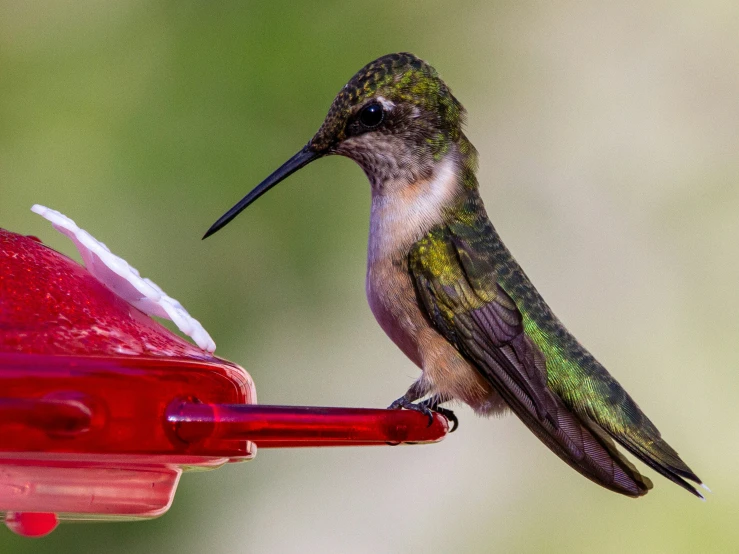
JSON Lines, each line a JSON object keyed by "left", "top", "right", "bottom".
{"left": 358, "top": 103, "right": 384, "bottom": 128}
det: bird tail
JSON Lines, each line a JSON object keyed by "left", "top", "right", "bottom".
{"left": 607, "top": 421, "right": 705, "bottom": 499}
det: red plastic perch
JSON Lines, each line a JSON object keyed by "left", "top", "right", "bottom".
{"left": 167, "top": 402, "right": 448, "bottom": 447}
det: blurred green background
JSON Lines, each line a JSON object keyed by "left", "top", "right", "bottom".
{"left": 2, "top": 1, "right": 738, "bottom": 552}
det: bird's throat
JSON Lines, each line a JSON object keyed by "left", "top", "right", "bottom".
{"left": 368, "top": 153, "right": 466, "bottom": 262}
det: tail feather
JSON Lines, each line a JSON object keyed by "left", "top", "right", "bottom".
{"left": 614, "top": 431, "right": 704, "bottom": 499}
{"left": 580, "top": 380, "right": 706, "bottom": 498}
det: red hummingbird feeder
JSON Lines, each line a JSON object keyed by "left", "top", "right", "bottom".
{"left": 0, "top": 208, "right": 448, "bottom": 538}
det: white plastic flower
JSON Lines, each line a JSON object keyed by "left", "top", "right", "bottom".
{"left": 31, "top": 205, "right": 216, "bottom": 353}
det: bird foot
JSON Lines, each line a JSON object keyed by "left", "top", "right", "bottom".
{"left": 388, "top": 395, "right": 435, "bottom": 426}
{"left": 388, "top": 396, "right": 459, "bottom": 432}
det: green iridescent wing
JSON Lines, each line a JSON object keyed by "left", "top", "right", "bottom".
{"left": 411, "top": 195, "right": 705, "bottom": 497}
{"left": 409, "top": 224, "right": 654, "bottom": 496}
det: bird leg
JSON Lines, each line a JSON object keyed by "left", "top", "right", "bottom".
{"left": 388, "top": 380, "right": 435, "bottom": 425}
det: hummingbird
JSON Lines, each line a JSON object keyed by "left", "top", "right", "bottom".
{"left": 204, "top": 53, "right": 705, "bottom": 498}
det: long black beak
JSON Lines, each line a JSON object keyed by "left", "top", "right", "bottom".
{"left": 203, "top": 144, "right": 321, "bottom": 239}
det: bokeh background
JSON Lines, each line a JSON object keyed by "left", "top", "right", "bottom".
{"left": 2, "top": 1, "right": 738, "bottom": 552}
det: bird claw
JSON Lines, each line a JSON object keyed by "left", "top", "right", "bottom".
{"left": 388, "top": 396, "right": 459, "bottom": 431}
{"left": 420, "top": 401, "right": 459, "bottom": 433}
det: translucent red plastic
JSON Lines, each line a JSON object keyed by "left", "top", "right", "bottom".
{"left": 0, "top": 228, "right": 447, "bottom": 537}
{"left": 4, "top": 512, "right": 58, "bottom": 538}
{"left": 167, "top": 402, "right": 448, "bottom": 446}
